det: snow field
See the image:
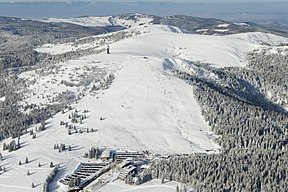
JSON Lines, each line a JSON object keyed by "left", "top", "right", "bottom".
{"left": 40, "top": 14, "right": 154, "bottom": 29}
{"left": 1, "top": 23, "right": 288, "bottom": 192}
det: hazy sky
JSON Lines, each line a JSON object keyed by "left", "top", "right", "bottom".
{"left": 0, "top": 0, "right": 287, "bottom": 24}
{"left": 0, "top": 0, "right": 288, "bottom": 2}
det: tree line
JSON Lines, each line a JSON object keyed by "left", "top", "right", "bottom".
{"left": 149, "top": 48, "right": 288, "bottom": 191}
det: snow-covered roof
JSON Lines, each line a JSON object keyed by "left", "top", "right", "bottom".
{"left": 101, "top": 149, "right": 111, "bottom": 158}
{"left": 124, "top": 165, "right": 137, "bottom": 173}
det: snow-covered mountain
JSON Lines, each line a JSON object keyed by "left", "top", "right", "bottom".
{"left": 40, "top": 13, "right": 288, "bottom": 36}
{"left": 0, "top": 14, "right": 288, "bottom": 192}
{"left": 41, "top": 13, "right": 154, "bottom": 29}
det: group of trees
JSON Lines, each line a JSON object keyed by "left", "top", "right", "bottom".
{"left": 0, "top": 152, "right": 6, "bottom": 173}
{"left": 150, "top": 49, "right": 288, "bottom": 191}
{"left": 68, "top": 109, "right": 87, "bottom": 124}
{"left": 17, "top": 156, "right": 56, "bottom": 190}
{"left": 0, "top": 15, "right": 124, "bottom": 143}
{"left": 60, "top": 109, "right": 97, "bottom": 136}
{"left": 54, "top": 143, "right": 72, "bottom": 152}
{"left": 19, "top": 157, "right": 29, "bottom": 165}
{"left": 0, "top": 72, "right": 61, "bottom": 141}
{"left": 150, "top": 14, "right": 288, "bottom": 36}
{"left": 43, "top": 166, "right": 58, "bottom": 192}
{"left": 246, "top": 48, "right": 288, "bottom": 109}
{"left": 3, "top": 139, "right": 20, "bottom": 152}
{"left": 91, "top": 73, "right": 115, "bottom": 92}
{"left": 84, "top": 146, "right": 101, "bottom": 159}
{"left": 0, "top": 73, "right": 27, "bottom": 140}
{"left": 0, "top": 69, "right": 72, "bottom": 142}
{"left": 0, "top": 16, "right": 126, "bottom": 69}
{"left": 129, "top": 169, "right": 152, "bottom": 185}
{"left": 0, "top": 15, "right": 128, "bottom": 142}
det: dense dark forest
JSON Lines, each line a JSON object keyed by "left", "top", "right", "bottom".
{"left": 150, "top": 49, "right": 288, "bottom": 191}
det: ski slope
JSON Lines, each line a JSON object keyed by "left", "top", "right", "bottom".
{"left": 20, "top": 24, "right": 288, "bottom": 155}
{"left": 1, "top": 23, "right": 288, "bottom": 192}
{"left": 36, "top": 25, "right": 288, "bottom": 67}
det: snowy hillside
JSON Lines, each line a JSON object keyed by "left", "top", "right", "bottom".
{"left": 41, "top": 13, "right": 154, "bottom": 28}
{"left": 35, "top": 25, "right": 288, "bottom": 67}
{"left": 19, "top": 24, "right": 288, "bottom": 154}
{"left": 22, "top": 25, "right": 228, "bottom": 155}
{"left": 41, "top": 16, "right": 112, "bottom": 27}
{"left": 1, "top": 18, "right": 288, "bottom": 192}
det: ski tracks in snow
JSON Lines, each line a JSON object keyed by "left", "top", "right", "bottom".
{"left": 150, "top": 58, "right": 218, "bottom": 152}
{"left": 153, "top": 64, "right": 201, "bottom": 151}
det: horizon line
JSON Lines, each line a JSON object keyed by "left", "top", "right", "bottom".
{"left": 0, "top": 1, "right": 287, "bottom": 4}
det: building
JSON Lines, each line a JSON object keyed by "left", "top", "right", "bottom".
{"left": 100, "top": 148, "right": 111, "bottom": 161}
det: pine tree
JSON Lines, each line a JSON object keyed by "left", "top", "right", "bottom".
{"left": 84, "top": 153, "right": 88, "bottom": 158}
{"left": 75, "top": 176, "right": 81, "bottom": 186}
{"left": 50, "top": 161, "right": 54, "bottom": 168}
{"left": 31, "top": 182, "right": 35, "bottom": 188}
{"left": 161, "top": 176, "right": 165, "bottom": 184}
{"left": 61, "top": 144, "right": 66, "bottom": 151}
{"left": 69, "top": 177, "right": 76, "bottom": 188}
{"left": 2, "top": 143, "right": 7, "bottom": 151}
{"left": 17, "top": 139, "right": 20, "bottom": 149}
{"left": 176, "top": 186, "right": 180, "bottom": 192}
{"left": 9, "top": 140, "right": 17, "bottom": 152}
{"left": 25, "top": 157, "right": 29, "bottom": 164}
{"left": 95, "top": 147, "right": 100, "bottom": 159}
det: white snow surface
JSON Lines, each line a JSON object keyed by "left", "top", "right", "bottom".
{"left": 40, "top": 14, "right": 154, "bottom": 28}
{"left": 41, "top": 16, "right": 112, "bottom": 27}
{"left": 35, "top": 26, "right": 150, "bottom": 55}
{"left": 217, "top": 23, "right": 230, "bottom": 28}
{"left": 1, "top": 24, "right": 288, "bottom": 192}
{"left": 0, "top": 96, "right": 5, "bottom": 102}
{"left": 214, "top": 29, "right": 230, "bottom": 33}
{"left": 265, "top": 46, "right": 288, "bottom": 56}
{"left": 94, "top": 179, "right": 189, "bottom": 192}
{"left": 234, "top": 22, "right": 250, "bottom": 26}
{"left": 35, "top": 25, "right": 288, "bottom": 67}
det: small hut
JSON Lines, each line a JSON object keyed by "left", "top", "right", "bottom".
{"left": 100, "top": 148, "right": 111, "bottom": 161}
